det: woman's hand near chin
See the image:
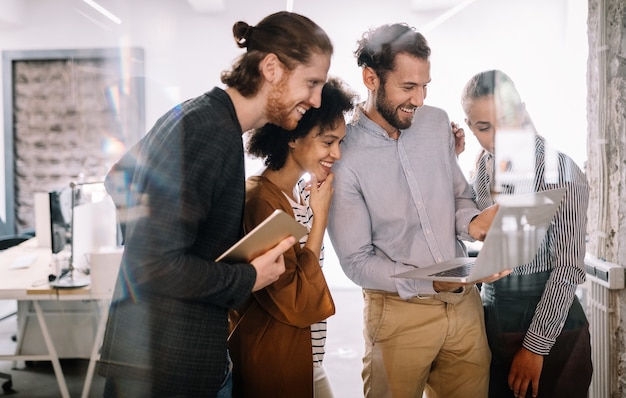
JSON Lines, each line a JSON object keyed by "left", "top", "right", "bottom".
{"left": 304, "top": 172, "right": 333, "bottom": 258}
{"left": 308, "top": 172, "right": 334, "bottom": 225}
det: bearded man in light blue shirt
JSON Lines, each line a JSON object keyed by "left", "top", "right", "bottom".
{"left": 328, "top": 23, "right": 503, "bottom": 398}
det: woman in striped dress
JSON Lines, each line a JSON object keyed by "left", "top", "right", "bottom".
{"left": 460, "top": 70, "right": 592, "bottom": 398}
{"left": 228, "top": 77, "right": 356, "bottom": 398}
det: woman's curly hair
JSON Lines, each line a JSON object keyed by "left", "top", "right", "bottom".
{"left": 246, "top": 77, "right": 357, "bottom": 170}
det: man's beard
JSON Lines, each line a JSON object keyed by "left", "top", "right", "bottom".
{"left": 375, "top": 85, "right": 414, "bottom": 131}
{"left": 265, "top": 74, "right": 298, "bottom": 130}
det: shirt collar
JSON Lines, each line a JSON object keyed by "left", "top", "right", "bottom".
{"left": 351, "top": 106, "right": 399, "bottom": 141}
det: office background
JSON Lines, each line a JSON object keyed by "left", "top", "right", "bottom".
{"left": 1, "top": 0, "right": 625, "bottom": 396}
{"left": 0, "top": 0, "right": 589, "bottom": 286}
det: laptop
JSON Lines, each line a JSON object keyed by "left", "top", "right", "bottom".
{"left": 392, "top": 187, "right": 567, "bottom": 283}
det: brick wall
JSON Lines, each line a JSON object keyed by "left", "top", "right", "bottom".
{"left": 11, "top": 57, "right": 141, "bottom": 230}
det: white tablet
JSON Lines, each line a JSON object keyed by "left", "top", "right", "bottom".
{"left": 215, "top": 209, "right": 308, "bottom": 263}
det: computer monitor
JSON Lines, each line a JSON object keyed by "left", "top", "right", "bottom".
{"left": 48, "top": 187, "right": 73, "bottom": 254}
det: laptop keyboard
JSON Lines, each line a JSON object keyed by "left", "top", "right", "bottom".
{"left": 428, "top": 262, "right": 474, "bottom": 277}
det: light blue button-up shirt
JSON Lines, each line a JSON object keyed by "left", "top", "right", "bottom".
{"left": 328, "top": 105, "right": 480, "bottom": 298}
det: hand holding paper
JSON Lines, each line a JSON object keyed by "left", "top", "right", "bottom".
{"left": 250, "top": 235, "right": 295, "bottom": 292}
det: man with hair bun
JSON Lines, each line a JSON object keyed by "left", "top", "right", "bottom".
{"left": 98, "top": 11, "right": 333, "bottom": 398}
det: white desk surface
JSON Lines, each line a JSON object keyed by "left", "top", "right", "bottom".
{"left": 0, "top": 238, "right": 110, "bottom": 300}
{"left": 0, "top": 237, "right": 116, "bottom": 398}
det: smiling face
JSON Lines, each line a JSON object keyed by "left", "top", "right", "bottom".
{"left": 265, "top": 52, "right": 331, "bottom": 130}
{"left": 289, "top": 120, "right": 346, "bottom": 182}
{"left": 370, "top": 53, "right": 430, "bottom": 131}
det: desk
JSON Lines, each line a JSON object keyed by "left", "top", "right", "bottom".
{"left": 0, "top": 238, "right": 119, "bottom": 398}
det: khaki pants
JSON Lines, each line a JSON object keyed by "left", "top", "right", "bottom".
{"left": 362, "top": 286, "right": 490, "bottom": 398}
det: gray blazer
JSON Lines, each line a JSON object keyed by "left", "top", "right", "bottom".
{"left": 98, "top": 88, "right": 256, "bottom": 397}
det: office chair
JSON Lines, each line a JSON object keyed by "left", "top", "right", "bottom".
{"left": 0, "top": 233, "right": 32, "bottom": 394}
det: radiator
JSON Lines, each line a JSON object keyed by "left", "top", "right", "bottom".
{"left": 583, "top": 253, "right": 625, "bottom": 398}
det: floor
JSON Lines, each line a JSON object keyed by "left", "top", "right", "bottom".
{"left": 0, "top": 287, "right": 365, "bottom": 397}
{"left": 0, "top": 300, "right": 97, "bottom": 397}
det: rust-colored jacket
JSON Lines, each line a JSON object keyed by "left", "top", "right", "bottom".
{"left": 228, "top": 176, "right": 336, "bottom": 398}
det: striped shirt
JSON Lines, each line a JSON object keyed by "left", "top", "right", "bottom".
{"left": 471, "top": 135, "right": 589, "bottom": 355}
{"left": 283, "top": 179, "right": 327, "bottom": 367}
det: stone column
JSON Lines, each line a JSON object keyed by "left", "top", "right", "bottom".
{"left": 586, "top": 0, "right": 626, "bottom": 394}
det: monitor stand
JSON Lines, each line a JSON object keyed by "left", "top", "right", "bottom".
{"left": 50, "top": 269, "right": 89, "bottom": 288}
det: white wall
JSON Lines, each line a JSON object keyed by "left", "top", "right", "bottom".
{"left": 0, "top": 0, "right": 588, "bottom": 288}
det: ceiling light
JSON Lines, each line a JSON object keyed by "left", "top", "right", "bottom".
{"left": 83, "top": 0, "right": 121, "bottom": 24}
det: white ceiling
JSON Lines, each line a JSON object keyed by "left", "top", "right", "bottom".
{"left": 186, "top": 0, "right": 225, "bottom": 13}
{"left": 410, "top": 0, "right": 469, "bottom": 11}
{"left": 0, "top": 0, "right": 470, "bottom": 29}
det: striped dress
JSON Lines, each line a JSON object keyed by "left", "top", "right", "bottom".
{"left": 284, "top": 178, "right": 327, "bottom": 367}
